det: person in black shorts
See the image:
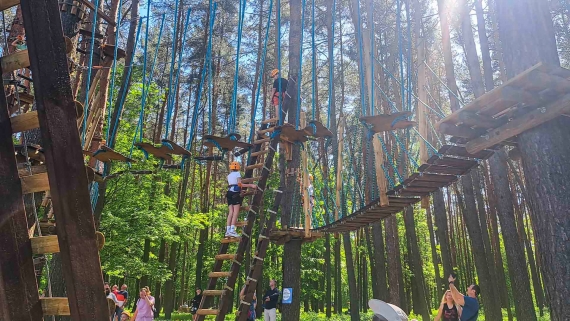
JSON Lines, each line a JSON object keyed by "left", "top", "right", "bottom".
{"left": 270, "top": 69, "right": 288, "bottom": 121}
{"left": 226, "top": 161, "right": 257, "bottom": 237}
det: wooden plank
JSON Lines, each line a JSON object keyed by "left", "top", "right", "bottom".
{"left": 197, "top": 309, "right": 219, "bottom": 316}
{"left": 335, "top": 118, "right": 345, "bottom": 221}
{"left": 439, "top": 122, "right": 487, "bottom": 139}
{"left": 41, "top": 297, "right": 70, "bottom": 316}
{"left": 417, "top": 39, "right": 429, "bottom": 164}
{"left": 215, "top": 254, "right": 235, "bottom": 260}
{"left": 208, "top": 272, "right": 231, "bottom": 278}
{"left": 10, "top": 111, "right": 39, "bottom": 133}
{"left": 20, "top": 0, "right": 110, "bottom": 319}
{"left": 439, "top": 145, "right": 493, "bottom": 159}
{"left": 430, "top": 157, "right": 478, "bottom": 169}
{"left": 300, "top": 112, "right": 311, "bottom": 238}
{"left": 203, "top": 290, "right": 225, "bottom": 296}
{"left": 466, "top": 93, "right": 570, "bottom": 154}
{"left": 220, "top": 237, "right": 241, "bottom": 244}
{"left": 0, "top": 0, "right": 19, "bottom": 10}
{"left": 0, "top": 62, "right": 43, "bottom": 320}
{"left": 18, "top": 164, "right": 47, "bottom": 177}
{"left": 372, "top": 135, "right": 390, "bottom": 207}
{"left": 1, "top": 50, "right": 30, "bottom": 74}
{"left": 21, "top": 172, "right": 49, "bottom": 194}
{"left": 457, "top": 111, "right": 503, "bottom": 129}
{"left": 418, "top": 164, "right": 468, "bottom": 176}
{"left": 31, "top": 233, "right": 105, "bottom": 255}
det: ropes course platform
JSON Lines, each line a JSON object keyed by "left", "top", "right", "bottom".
{"left": 361, "top": 111, "right": 416, "bottom": 133}
{"left": 269, "top": 228, "right": 323, "bottom": 245}
{"left": 437, "top": 62, "right": 570, "bottom": 154}
{"left": 203, "top": 133, "right": 252, "bottom": 151}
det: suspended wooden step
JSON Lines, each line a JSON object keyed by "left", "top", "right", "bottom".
{"left": 88, "top": 146, "right": 135, "bottom": 163}
{"left": 241, "top": 177, "right": 261, "bottom": 184}
{"left": 202, "top": 290, "right": 225, "bottom": 296}
{"left": 240, "top": 190, "right": 257, "bottom": 197}
{"left": 31, "top": 232, "right": 105, "bottom": 255}
{"left": 438, "top": 145, "right": 493, "bottom": 160}
{"left": 360, "top": 111, "right": 416, "bottom": 133}
{"left": 203, "top": 133, "right": 252, "bottom": 151}
{"left": 12, "top": 91, "right": 35, "bottom": 105}
{"left": 79, "top": 28, "right": 104, "bottom": 39}
{"left": 235, "top": 221, "right": 248, "bottom": 227}
{"left": 245, "top": 163, "right": 263, "bottom": 171}
{"left": 101, "top": 44, "right": 126, "bottom": 60}
{"left": 160, "top": 139, "right": 191, "bottom": 156}
{"left": 17, "top": 164, "right": 47, "bottom": 177}
{"left": 21, "top": 172, "right": 49, "bottom": 194}
{"left": 15, "top": 144, "right": 45, "bottom": 164}
{"left": 10, "top": 111, "right": 39, "bottom": 133}
{"left": 134, "top": 142, "right": 173, "bottom": 161}
{"left": 251, "top": 150, "right": 268, "bottom": 157}
{"left": 196, "top": 309, "right": 219, "bottom": 316}
{"left": 215, "top": 253, "right": 236, "bottom": 261}
{"left": 1, "top": 49, "right": 30, "bottom": 73}
{"left": 261, "top": 117, "right": 278, "bottom": 125}
{"left": 220, "top": 237, "right": 241, "bottom": 244}
{"left": 437, "top": 62, "right": 570, "bottom": 154}
{"left": 208, "top": 271, "right": 231, "bottom": 278}
{"left": 0, "top": 0, "right": 20, "bottom": 11}
{"left": 278, "top": 123, "right": 308, "bottom": 143}
{"left": 303, "top": 120, "right": 333, "bottom": 138}
{"left": 269, "top": 228, "right": 324, "bottom": 245}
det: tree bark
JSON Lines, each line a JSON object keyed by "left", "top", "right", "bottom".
{"left": 343, "top": 232, "right": 360, "bottom": 321}
{"left": 371, "top": 222, "right": 388, "bottom": 301}
{"left": 385, "top": 215, "right": 401, "bottom": 307}
{"left": 436, "top": 0, "right": 461, "bottom": 112}
{"left": 433, "top": 190, "right": 453, "bottom": 283}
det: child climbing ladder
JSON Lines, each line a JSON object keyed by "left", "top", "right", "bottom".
{"left": 226, "top": 161, "right": 257, "bottom": 237}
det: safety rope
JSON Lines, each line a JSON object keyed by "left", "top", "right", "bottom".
{"left": 229, "top": 0, "right": 247, "bottom": 134}
{"left": 163, "top": 0, "right": 180, "bottom": 139}
{"left": 294, "top": 0, "right": 307, "bottom": 129}
{"left": 105, "top": 0, "right": 124, "bottom": 141}
{"left": 327, "top": 0, "right": 336, "bottom": 129}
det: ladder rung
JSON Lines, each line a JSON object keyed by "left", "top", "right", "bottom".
{"left": 203, "top": 289, "right": 225, "bottom": 296}
{"left": 196, "top": 309, "right": 219, "bottom": 316}
{"left": 241, "top": 190, "right": 256, "bottom": 197}
{"left": 251, "top": 150, "right": 269, "bottom": 157}
{"left": 245, "top": 163, "right": 264, "bottom": 171}
{"left": 208, "top": 271, "right": 232, "bottom": 278}
{"left": 11, "top": 111, "right": 39, "bottom": 133}
{"left": 21, "top": 172, "right": 49, "bottom": 194}
{"left": 1, "top": 49, "right": 30, "bottom": 74}
{"left": 221, "top": 236, "right": 241, "bottom": 244}
{"left": 215, "top": 253, "right": 236, "bottom": 260}
{"left": 31, "top": 233, "right": 105, "bottom": 255}
{"left": 235, "top": 221, "right": 248, "bottom": 227}
{"left": 257, "top": 127, "right": 276, "bottom": 135}
{"left": 0, "top": 0, "right": 19, "bottom": 12}
{"left": 261, "top": 117, "right": 278, "bottom": 124}
{"left": 253, "top": 138, "right": 270, "bottom": 145}
{"left": 41, "top": 297, "right": 70, "bottom": 316}
{"left": 241, "top": 177, "right": 261, "bottom": 184}
{"left": 240, "top": 206, "right": 250, "bottom": 212}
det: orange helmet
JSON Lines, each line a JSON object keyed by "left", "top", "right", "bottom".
{"left": 270, "top": 69, "right": 279, "bottom": 77}
{"left": 309, "top": 174, "right": 314, "bottom": 181}
{"left": 230, "top": 161, "right": 240, "bottom": 171}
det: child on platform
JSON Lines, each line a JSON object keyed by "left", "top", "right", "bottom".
{"left": 226, "top": 161, "right": 257, "bottom": 237}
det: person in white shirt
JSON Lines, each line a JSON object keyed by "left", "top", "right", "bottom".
{"left": 308, "top": 174, "right": 315, "bottom": 214}
{"left": 226, "top": 161, "right": 257, "bottom": 237}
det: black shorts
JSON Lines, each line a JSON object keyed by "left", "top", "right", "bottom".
{"left": 226, "top": 191, "right": 243, "bottom": 205}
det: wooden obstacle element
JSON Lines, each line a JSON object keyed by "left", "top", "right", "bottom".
{"left": 31, "top": 232, "right": 105, "bottom": 255}
{"left": 41, "top": 297, "right": 70, "bottom": 316}
{"left": 437, "top": 62, "right": 570, "bottom": 154}
{"left": 10, "top": 110, "right": 38, "bottom": 133}
{"left": 278, "top": 123, "right": 308, "bottom": 143}
{"left": 89, "top": 145, "right": 135, "bottom": 163}
{"left": 135, "top": 142, "right": 173, "bottom": 161}
{"left": 303, "top": 120, "right": 333, "bottom": 138}
{"left": 203, "top": 133, "right": 252, "bottom": 151}
{"left": 1, "top": 49, "right": 30, "bottom": 73}
{"left": 0, "top": 0, "right": 19, "bottom": 11}
{"left": 21, "top": 172, "right": 49, "bottom": 194}
{"left": 269, "top": 228, "right": 323, "bottom": 245}
{"left": 101, "top": 44, "right": 126, "bottom": 59}
{"left": 160, "top": 139, "right": 191, "bottom": 156}
{"left": 360, "top": 111, "right": 416, "bottom": 133}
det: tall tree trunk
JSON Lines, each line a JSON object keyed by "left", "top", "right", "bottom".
{"left": 426, "top": 206, "right": 442, "bottom": 297}
{"left": 385, "top": 215, "right": 401, "bottom": 307}
{"left": 371, "top": 222, "right": 388, "bottom": 301}
{"left": 436, "top": 0, "right": 461, "bottom": 112}
{"left": 433, "top": 190, "right": 453, "bottom": 283}
{"left": 343, "top": 232, "right": 360, "bottom": 321}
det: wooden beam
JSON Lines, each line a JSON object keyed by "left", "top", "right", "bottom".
{"left": 20, "top": 0, "right": 109, "bottom": 319}
{"left": 372, "top": 135, "right": 390, "bottom": 207}
{"left": 0, "top": 0, "right": 19, "bottom": 10}
{"left": 466, "top": 93, "right": 570, "bottom": 154}
{"left": 417, "top": 38, "right": 429, "bottom": 164}
{"left": 300, "top": 112, "right": 311, "bottom": 238}
{"left": 457, "top": 111, "right": 503, "bottom": 129}
{"left": 41, "top": 297, "right": 70, "bottom": 316}
{"left": 18, "top": 164, "right": 47, "bottom": 177}
{"left": 21, "top": 172, "right": 49, "bottom": 194}
{"left": 76, "top": 0, "right": 116, "bottom": 27}
{"left": 11, "top": 111, "right": 40, "bottom": 133}
{"left": 31, "top": 232, "right": 105, "bottom": 255}
{"left": 439, "top": 122, "right": 487, "bottom": 139}
{"left": 0, "top": 62, "right": 43, "bottom": 320}
{"left": 1, "top": 49, "right": 30, "bottom": 74}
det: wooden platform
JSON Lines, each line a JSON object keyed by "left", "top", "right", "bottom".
{"left": 89, "top": 146, "right": 135, "bottom": 163}
{"left": 437, "top": 62, "right": 570, "bottom": 154}
{"left": 303, "top": 120, "right": 333, "bottom": 138}
{"left": 360, "top": 111, "right": 416, "bottom": 133}
{"left": 203, "top": 134, "right": 252, "bottom": 151}
{"left": 269, "top": 228, "right": 323, "bottom": 245}
{"left": 278, "top": 123, "right": 308, "bottom": 143}
{"left": 135, "top": 142, "right": 173, "bottom": 161}
{"left": 160, "top": 139, "right": 191, "bottom": 156}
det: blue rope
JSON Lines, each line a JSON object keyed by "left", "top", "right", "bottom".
{"left": 355, "top": 0, "right": 367, "bottom": 116}
{"left": 229, "top": 0, "right": 246, "bottom": 134}
{"left": 277, "top": 0, "right": 283, "bottom": 126}
{"left": 369, "top": 1, "right": 374, "bottom": 116}
{"left": 381, "top": 164, "right": 395, "bottom": 189}
{"left": 327, "top": 0, "right": 336, "bottom": 129}
{"left": 138, "top": 0, "right": 151, "bottom": 142}
{"left": 109, "top": 17, "right": 143, "bottom": 147}
{"left": 81, "top": 0, "right": 102, "bottom": 144}
{"left": 311, "top": 0, "right": 316, "bottom": 121}
{"left": 378, "top": 135, "right": 404, "bottom": 183}
{"left": 163, "top": 0, "right": 180, "bottom": 139}
{"left": 248, "top": 0, "right": 274, "bottom": 143}
{"left": 105, "top": 0, "right": 124, "bottom": 142}
{"left": 390, "top": 131, "right": 420, "bottom": 170}
{"left": 186, "top": 3, "right": 217, "bottom": 151}
{"left": 424, "top": 61, "right": 465, "bottom": 106}
{"left": 295, "top": 0, "right": 307, "bottom": 129}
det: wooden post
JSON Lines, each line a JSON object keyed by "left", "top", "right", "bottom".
{"left": 301, "top": 112, "right": 311, "bottom": 237}
{"left": 0, "top": 64, "right": 43, "bottom": 320}
{"left": 417, "top": 38, "right": 430, "bottom": 209}
{"left": 372, "top": 134, "right": 390, "bottom": 207}
{"left": 20, "top": 0, "right": 109, "bottom": 319}
{"left": 334, "top": 117, "right": 345, "bottom": 221}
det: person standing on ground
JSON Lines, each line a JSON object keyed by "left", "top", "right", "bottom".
{"left": 226, "top": 161, "right": 257, "bottom": 237}
{"left": 119, "top": 285, "right": 129, "bottom": 310}
{"left": 435, "top": 290, "right": 462, "bottom": 321}
{"left": 190, "top": 288, "right": 202, "bottom": 321}
{"left": 263, "top": 279, "right": 279, "bottom": 321}
{"left": 112, "top": 285, "right": 126, "bottom": 321}
{"left": 239, "top": 285, "right": 257, "bottom": 321}
{"left": 448, "top": 274, "right": 480, "bottom": 321}
{"left": 270, "top": 69, "right": 288, "bottom": 120}
{"left": 105, "top": 283, "right": 120, "bottom": 321}
{"left": 132, "top": 287, "right": 155, "bottom": 321}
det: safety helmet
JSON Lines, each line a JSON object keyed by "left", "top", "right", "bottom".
{"left": 270, "top": 69, "right": 280, "bottom": 77}
{"left": 230, "top": 161, "right": 240, "bottom": 171}
{"left": 309, "top": 174, "right": 314, "bottom": 181}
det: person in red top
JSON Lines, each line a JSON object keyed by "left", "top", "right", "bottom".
{"left": 270, "top": 69, "right": 288, "bottom": 121}
{"left": 112, "top": 285, "right": 126, "bottom": 321}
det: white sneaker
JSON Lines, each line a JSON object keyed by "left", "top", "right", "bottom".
{"left": 227, "top": 230, "right": 240, "bottom": 238}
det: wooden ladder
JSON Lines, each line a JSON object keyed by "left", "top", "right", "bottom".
{"left": 0, "top": 1, "right": 110, "bottom": 320}
{"left": 196, "top": 121, "right": 280, "bottom": 321}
